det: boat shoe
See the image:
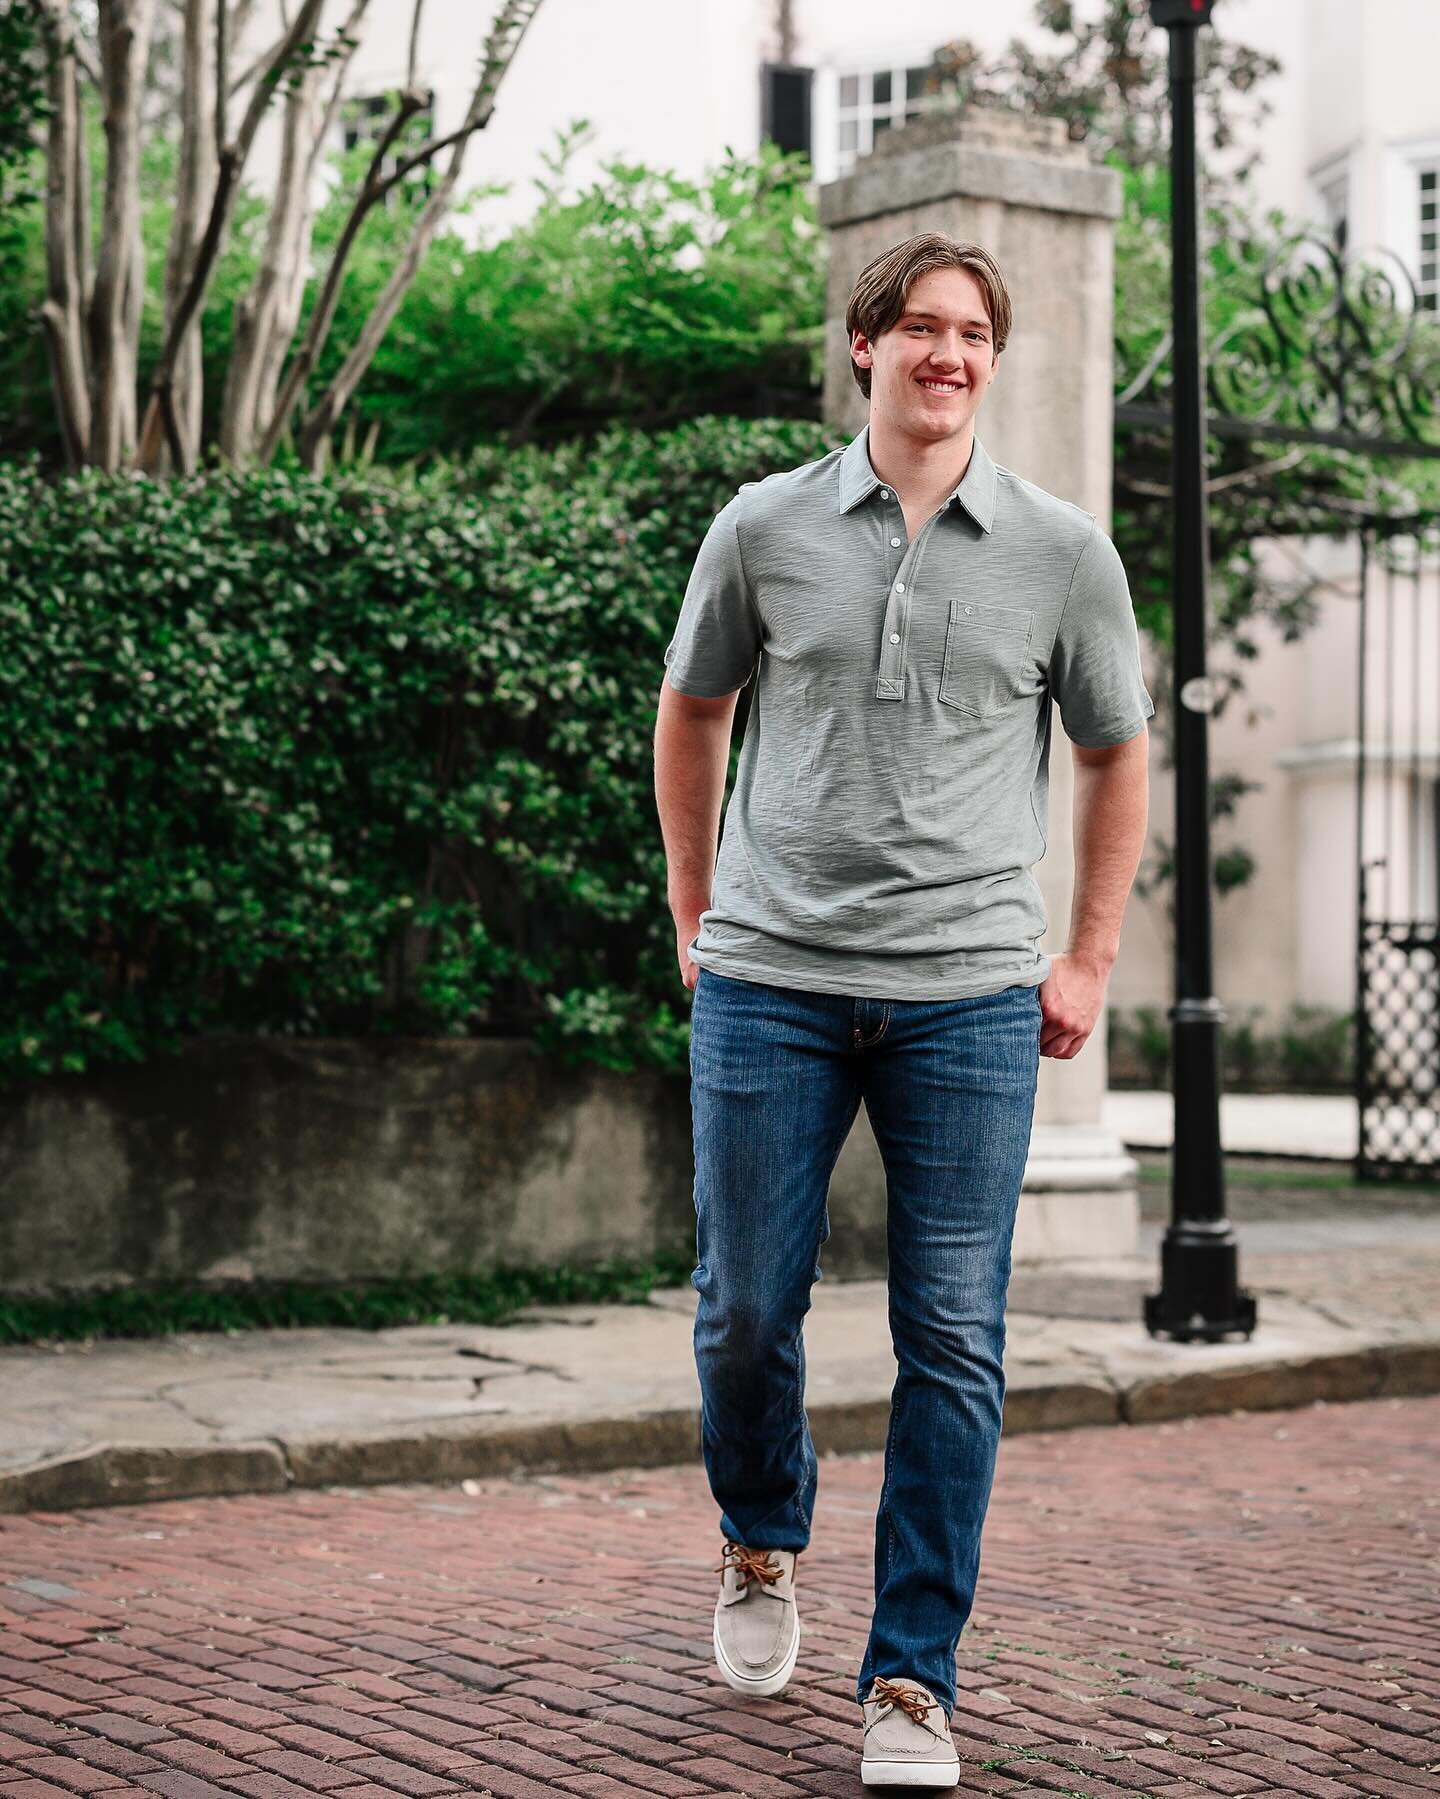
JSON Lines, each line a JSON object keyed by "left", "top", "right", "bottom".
{"left": 860, "top": 1676, "right": 960, "bottom": 1787}
{"left": 712, "top": 1540, "right": 800, "bottom": 1697}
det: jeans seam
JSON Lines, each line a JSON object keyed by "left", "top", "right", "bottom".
{"left": 882, "top": 1382, "right": 902, "bottom": 1583}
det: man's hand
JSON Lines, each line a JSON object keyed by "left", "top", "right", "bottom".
{"left": 675, "top": 916, "right": 702, "bottom": 992}
{"left": 1038, "top": 951, "right": 1110, "bottom": 1059}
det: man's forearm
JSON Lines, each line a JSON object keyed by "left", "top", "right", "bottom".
{"left": 654, "top": 687, "right": 736, "bottom": 918}
{"left": 1067, "top": 733, "right": 1150, "bottom": 970}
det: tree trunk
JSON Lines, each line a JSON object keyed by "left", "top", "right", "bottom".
{"left": 89, "top": 0, "right": 157, "bottom": 470}
{"left": 159, "top": 0, "right": 217, "bottom": 474}
{"left": 134, "top": 0, "right": 327, "bottom": 473}
{"left": 31, "top": 1, "right": 92, "bottom": 468}
{"left": 218, "top": 31, "right": 330, "bottom": 460}
{"left": 219, "top": 62, "right": 320, "bottom": 456}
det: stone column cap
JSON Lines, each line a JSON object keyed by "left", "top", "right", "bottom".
{"left": 819, "top": 115, "right": 1122, "bottom": 229}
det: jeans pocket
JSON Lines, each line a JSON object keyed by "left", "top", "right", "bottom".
{"left": 937, "top": 600, "right": 1033, "bottom": 721}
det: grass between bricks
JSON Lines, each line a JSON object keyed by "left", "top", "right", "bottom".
{"left": 0, "top": 1246, "right": 699, "bottom": 1348}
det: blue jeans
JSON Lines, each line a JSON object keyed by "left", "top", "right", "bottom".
{"left": 687, "top": 967, "right": 1041, "bottom": 1716}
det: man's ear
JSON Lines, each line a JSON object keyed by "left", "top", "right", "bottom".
{"left": 850, "top": 330, "right": 873, "bottom": 369}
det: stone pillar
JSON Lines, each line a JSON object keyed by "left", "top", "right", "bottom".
{"left": 819, "top": 109, "right": 1139, "bottom": 1263}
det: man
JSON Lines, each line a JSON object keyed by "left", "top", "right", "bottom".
{"left": 652, "top": 232, "right": 1151, "bottom": 1789}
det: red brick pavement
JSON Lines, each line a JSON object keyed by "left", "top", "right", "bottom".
{"left": 0, "top": 1396, "right": 1436, "bottom": 1798}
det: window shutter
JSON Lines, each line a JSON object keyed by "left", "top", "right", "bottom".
{"left": 760, "top": 62, "right": 812, "bottom": 158}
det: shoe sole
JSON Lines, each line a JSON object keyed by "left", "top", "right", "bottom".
{"left": 712, "top": 1603, "right": 800, "bottom": 1697}
{"left": 861, "top": 1759, "right": 960, "bottom": 1788}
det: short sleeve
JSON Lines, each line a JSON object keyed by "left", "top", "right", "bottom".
{"left": 663, "top": 494, "right": 762, "bottom": 697}
{"left": 1048, "top": 522, "right": 1155, "bottom": 748}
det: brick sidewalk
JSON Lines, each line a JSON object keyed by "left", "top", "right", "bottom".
{"left": 0, "top": 1397, "right": 1435, "bottom": 1799}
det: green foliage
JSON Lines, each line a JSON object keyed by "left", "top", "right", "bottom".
{"left": 0, "top": 416, "right": 840, "bottom": 1085}
{"left": 0, "top": 117, "right": 822, "bottom": 464}
{"left": 0, "top": 5, "right": 52, "bottom": 451}
{"left": 0, "top": 5, "right": 47, "bottom": 245}
{"left": 303, "top": 124, "right": 824, "bottom": 458}
{"left": 1108, "top": 1002, "right": 1355, "bottom": 1092}
{"left": 0, "top": 1246, "right": 698, "bottom": 1345}
{"left": 1134, "top": 767, "right": 1261, "bottom": 909}
{"left": 923, "top": 0, "right": 1281, "bottom": 187}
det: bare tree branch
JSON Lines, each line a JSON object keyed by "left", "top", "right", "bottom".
{"left": 405, "top": 0, "right": 424, "bottom": 92}
{"left": 150, "top": 0, "right": 217, "bottom": 474}
{"left": 134, "top": 0, "right": 326, "bottom": 470}
{"left": 226, "top": 28, "right": 291, "bottom": 99}
{"left": 220, "top": 0, "right": 373, "bottom": 459}
{"left": 88, "top": 0, "right": 158, "bottom": 469}
{"left": 369, "top": 118, "right": 468, "bottom": 203}
{"left": 28, "top": 0, "right": 92, "bottom": 466}
{"left": 215, "top": 0, "right": 227, "bottom": 155}
{"left": 69, "top": 28, "right": 103, "bottom": 85}
{"left": 262, "top": 0, "right": 545, "bottom": 465}
{"left": 228, "top": 0, "right": 259, "bottom": 46}
{"left": 256, "top": 84, "right": 429, "bottom": 460}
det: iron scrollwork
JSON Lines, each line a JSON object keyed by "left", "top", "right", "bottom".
{"left": 1116, "top": 234, "right": 1440, "bottom": 459}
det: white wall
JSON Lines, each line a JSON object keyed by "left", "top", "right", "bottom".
{"left": 241, "top": 0, "right": 771, "bottom": 241}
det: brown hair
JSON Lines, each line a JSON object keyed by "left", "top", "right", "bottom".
{"left": 845, "top": 233, "right": 1012, "bottom": 398}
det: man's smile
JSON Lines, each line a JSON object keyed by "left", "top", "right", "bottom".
{"left": 916, "top": 377, "right": 966, "bottom": 393}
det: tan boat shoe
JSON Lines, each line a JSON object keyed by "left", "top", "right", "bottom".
{"left": 712, "top": 1540, "right": 801, "bottom": 1697}
{"left": 860, "top": 1676, "right": 959, "bottom": 1788}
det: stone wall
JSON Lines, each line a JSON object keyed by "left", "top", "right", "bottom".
{"left": 0, "top": 1037, "right": 1133, "bottom": 1296}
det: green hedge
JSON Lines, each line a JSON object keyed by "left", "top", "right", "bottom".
{"left": 0, "top": 418, "right": 841, "bottom": 1085}
{"left": 1108, "top": 1002, "right": 1355, "bottom": 1093}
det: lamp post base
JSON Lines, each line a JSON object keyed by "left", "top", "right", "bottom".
{"left": 1144, "top": 1224, "right": 1257, "bottom": 1342}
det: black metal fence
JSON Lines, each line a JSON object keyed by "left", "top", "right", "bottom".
{"left": 1355, "top": 525, "right": 1440, "bottom": 1181}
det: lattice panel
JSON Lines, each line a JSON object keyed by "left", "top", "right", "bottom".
{"left": 1358, "top": 920, "right": 1440, "bottom": 1179}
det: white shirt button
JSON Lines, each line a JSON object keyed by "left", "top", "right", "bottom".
{"left": 889, "top": 632, "right": 900, "bottom": 644}
{"left": 890, "top": 537, "right": 902, "bottom": 547}
{"left": 879, "top": 488, "right": 891, "bottom": 499}
{"left": 964, "top": 605, "right": 973, "bottom": 614}
{"left": 894, "top": 581, "right": 905, "bottom": 593}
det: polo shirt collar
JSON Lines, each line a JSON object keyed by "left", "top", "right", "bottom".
{"left": 836, "top": 425, "right": 997, "bottom": 535}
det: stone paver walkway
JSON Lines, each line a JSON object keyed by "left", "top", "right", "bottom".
{"left": 1, "top": 1394, "right": 1437, "bottom": 1797}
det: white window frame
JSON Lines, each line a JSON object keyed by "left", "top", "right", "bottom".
{"left": 1380, "top": 133, "right": 1440, "bottom": 312}
{"left": 1416, "top": 157, "right": 1439, "bottom": 313}
{"left": 811, "top": 50, "right": 949, "bottom": 184}
{"left": 1309, "top": 148, "right": 1352, "bottom": 255}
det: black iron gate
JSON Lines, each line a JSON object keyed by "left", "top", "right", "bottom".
{"left": 1115, "top": 229, "right": 1439, "bottom": 1182}
{"left": 1355, "top": 523, "right": 1440, "bottom": 1180}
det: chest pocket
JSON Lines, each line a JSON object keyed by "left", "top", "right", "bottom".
{"left": 937, "top": 600, "right": 1034, "bottom": 722}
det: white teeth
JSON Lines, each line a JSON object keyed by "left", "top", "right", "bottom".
{"left": 919, "top": 380, "right": 959, "bottom": 391}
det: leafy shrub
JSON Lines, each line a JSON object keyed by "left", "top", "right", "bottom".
{"left": 1107, "top": 1001, "right": 1354, "bottom": 1092}
{"left": 0, "top": 417, "right": 841, "bottom": 1084}
{"left": 1278, "top": 1003, "right": 1353, "bottom": 1091}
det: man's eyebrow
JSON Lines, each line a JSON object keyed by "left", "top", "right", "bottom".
{"left": 901, "top": 309, "right": 992, "bottom": 330}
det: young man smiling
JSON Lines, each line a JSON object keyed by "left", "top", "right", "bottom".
{"left": 653, "top": 234, "right": 1152, "bottom": 1788}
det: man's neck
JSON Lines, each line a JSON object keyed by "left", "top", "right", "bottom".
{"left": 866, "top": 414, "right": 976, "bottom": 507}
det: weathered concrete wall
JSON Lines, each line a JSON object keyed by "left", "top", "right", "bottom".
{"left": 0, "top": 1036, "right": 1130, "bottom": 1296}
{"left": 0, "top": 1038, "right": 698, "bottom": 1295}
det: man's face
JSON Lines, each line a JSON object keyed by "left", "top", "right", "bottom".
{"left": 850, "top": 265, "right": 999, "bottom": 446}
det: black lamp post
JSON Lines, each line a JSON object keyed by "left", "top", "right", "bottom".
{"left": 1143, "top": 0, "right": 1256, "bottom": 1342}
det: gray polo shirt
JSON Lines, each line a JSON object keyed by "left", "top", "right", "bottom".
{"left": 662, "top": 426, "right": 1153, "bottom": 1000}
